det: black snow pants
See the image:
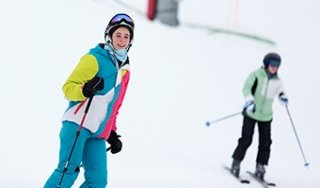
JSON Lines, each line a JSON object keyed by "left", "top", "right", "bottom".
{"left": 232, "top": 115, "right": 272, "bottom": 165}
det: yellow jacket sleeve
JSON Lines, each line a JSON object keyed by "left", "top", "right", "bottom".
{"left": 62, "top": 54, "right": 99, "bottom": 101}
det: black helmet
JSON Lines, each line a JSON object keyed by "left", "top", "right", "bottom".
{"left": 104, "top": 13, "right": 134, "bottom": 41}
{"left": 263, "top": 52, "right": 281, "bottom": 67}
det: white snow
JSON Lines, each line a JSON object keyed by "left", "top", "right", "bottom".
{"left": 0, "top": 0, "right": 319, "bottom": 187}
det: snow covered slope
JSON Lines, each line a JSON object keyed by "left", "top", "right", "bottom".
{"left": 0, "top": 0, "right": 319, "bottom": 187}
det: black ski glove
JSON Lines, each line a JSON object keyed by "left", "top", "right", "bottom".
{"left": 107, "top": 131, "right": 122, "bottom": 154}
{"left": 82, "top": 76, "right": 104, "bottom": 98}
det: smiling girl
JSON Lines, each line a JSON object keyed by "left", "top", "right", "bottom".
{"left": 45, "top": 13, "right": 135, "bottom": 188}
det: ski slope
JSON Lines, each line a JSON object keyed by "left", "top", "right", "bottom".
{"left": 0, "top": 0, "right": 319, "bottom": 187}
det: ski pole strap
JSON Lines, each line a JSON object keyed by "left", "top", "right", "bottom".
{"left": 77, "top": 96, "right": 94, "bottom": 132}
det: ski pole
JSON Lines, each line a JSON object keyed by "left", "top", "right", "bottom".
{"left": 206, "top": 111, "right": 242, "bottom": 126}
{"left": 285, "top": 105, "right": 310, "bottom": 168}
{"left": 57, "top": 96, "right": 94, "bottom": 187}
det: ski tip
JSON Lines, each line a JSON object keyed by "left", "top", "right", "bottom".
{"left": 268, "top": 182, "right": 277, "bottom": 186}
{"left": 240, "top": 179, "right": 250, "bottom": 184}
{"left": 205, "top": 121, "right": 211, "bottom": 127}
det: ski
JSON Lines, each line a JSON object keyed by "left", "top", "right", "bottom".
{"left": 246, "top": 171, "right": 276, "bottom": 188}
{"left": 223, "top": 166, "right": 250, "bottom": 184}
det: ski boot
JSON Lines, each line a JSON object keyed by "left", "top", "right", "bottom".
{"left": 254, "top": 163, "right": 266, "bottom": 180}
{"left": 230, "top": 159, "right": 241, "bottom": 177}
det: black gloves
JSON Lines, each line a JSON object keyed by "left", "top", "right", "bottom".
{"left": 107, "top": 131, "right": 122, "bottom": 154}
{"left": 82, "top": 76, "right": 104, "bottom": 98}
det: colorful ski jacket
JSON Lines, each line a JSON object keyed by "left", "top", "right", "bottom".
{"left": 61, "top": 44, "right": 130, "bottom": 139}
{"left": 243, "top": 67, "right": 285, "bottom": 122}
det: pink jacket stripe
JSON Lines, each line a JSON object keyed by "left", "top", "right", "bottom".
{"left": 98, "top": 71, "right": 130, "bottom": 139}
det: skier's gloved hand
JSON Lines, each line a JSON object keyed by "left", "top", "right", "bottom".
{"left": 242, "top": 95, "right": 256, "bottom": 115}
{"left": 107, "top": 131, "right": 122, "bottom": 154}
{"left": 279, "top": 92, "right": 288, "bottom": 105}
{"left": 82, "top": 76, "right": 104, "bottom": 98}
{"left": 243, "top": 100, "right": 256, "bottom": 112}
{"left": 245, "top": 95, "right": 256, "bottom": 111}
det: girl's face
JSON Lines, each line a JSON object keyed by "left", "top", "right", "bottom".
{"left": 267, "top": 65, "right": 279, "bottom": 75}
{"left": 111, "top": 27, "right": 131, "bottom": 50}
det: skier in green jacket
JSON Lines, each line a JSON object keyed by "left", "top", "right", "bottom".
{"left": 230, "top": 52, "right": 288, "bottom": 180}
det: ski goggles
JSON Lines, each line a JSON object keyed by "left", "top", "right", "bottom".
{"left": 269, "top": 60, "right": 281, "bottom": 68}
{"left": 109, "top": 13, "right": 134, "bottom": 28}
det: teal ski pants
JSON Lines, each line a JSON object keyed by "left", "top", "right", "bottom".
{"left": 44, "top": 121, "right": 107, "bottom": 188}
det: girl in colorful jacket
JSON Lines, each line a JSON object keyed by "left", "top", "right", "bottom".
{"left": 44, "top": 13, "right": 135, "bottom": 188}
{"left": 230, "top": 53, "right": 289, "bottom": 180}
